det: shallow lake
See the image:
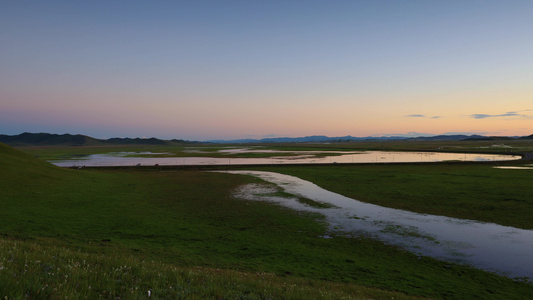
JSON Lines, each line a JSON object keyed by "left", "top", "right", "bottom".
{"left": 52, "top": 150, "right": 520, "bottom": 167}
{"left": 221, "top": 170, "right": 533, "bottom": 281}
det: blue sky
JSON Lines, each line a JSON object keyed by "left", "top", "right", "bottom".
{"left": 1, "top": 1, "right": 532, "bottom": 140}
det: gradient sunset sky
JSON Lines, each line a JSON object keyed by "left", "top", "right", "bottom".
{"left": 1, "top": 1, "right": 532, "bottom": 141}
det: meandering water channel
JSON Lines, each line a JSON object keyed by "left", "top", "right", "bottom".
{"left": 220, "top": 170, "right": 533, "bottom": 281}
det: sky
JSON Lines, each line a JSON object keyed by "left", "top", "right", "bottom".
{"left": 1, "top": 1, "right": 532, "bottom": 141}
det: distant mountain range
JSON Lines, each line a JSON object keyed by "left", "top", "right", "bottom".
{"left": 1, "top": 132, "right": 532, "bottom": 146}
{"left": 209, "top": 134, "right": 533, "bottom": 144}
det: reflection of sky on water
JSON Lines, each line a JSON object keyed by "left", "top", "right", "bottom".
{"left": 494, "top": 165, "right": 533, "bottom": 170}
{"left": 223, "top": 170, "right": 533, "bottom": 281}
{"left": 52, "top": 150, "right": 520, "bottom": 167}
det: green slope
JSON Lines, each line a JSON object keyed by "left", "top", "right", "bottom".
{"left": 1, "top": 143, "right": 532, "bottom": 299}
{"left": 0, "top": 142, "right": 67, "bottom": 180}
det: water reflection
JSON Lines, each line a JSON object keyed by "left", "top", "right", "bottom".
{"left": 222, "top": 170, "right": 533, "bottom": 281}
{"left": 494, "top": 165, "right": 533, "bottom": 170}
{"left": 52, "top": 151, "right": 520, "bottom": 167}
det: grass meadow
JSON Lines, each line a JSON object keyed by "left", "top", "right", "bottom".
{"left": 250, "top": 163, "right": 533, "bottom": 230}
{"left": 2, "top": 142, "right": 533, "bottom": 299}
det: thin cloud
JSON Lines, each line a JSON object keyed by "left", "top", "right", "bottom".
{"left": 471, "top": 114, "right": 492, "bottom": 119}
{"left": 470, "top": 111, "right": 532, "bottom": 119}
{"left": 405, "top": 114, "right": 442, "bottom": 119}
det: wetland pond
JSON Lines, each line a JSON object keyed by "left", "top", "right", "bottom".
{"left": 222, "top": 171, "right": 533, "bottom": 281}
{"left": 52, "top": 150, "right": 520, "bottom": 167}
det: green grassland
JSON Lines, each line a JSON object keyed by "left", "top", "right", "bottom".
{"left": 18, "top": 137, "right": 533, "bottom": 162}
{"left": 250, "top": 163, "right": 533, "bottom": 230}
{"left": 2, "top": 142, "right": 533, "bottom": 298}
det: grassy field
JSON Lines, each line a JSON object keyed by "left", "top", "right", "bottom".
{"left": 2, "top": 142, "right": 533, "bottom": 298}
{"left": 249, "top": 162, "right": 533, "bottom": 229}
{"left": 16, "top": 137, "right": 533, "bottom": 162}
{"left": 2, "top": 238, "right": 423, "bottom": 300}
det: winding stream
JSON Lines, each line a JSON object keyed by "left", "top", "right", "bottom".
{"left": 221, "top": 170, "right": 533, "bottom": 281}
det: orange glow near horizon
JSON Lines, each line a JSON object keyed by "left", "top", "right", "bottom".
{"left": 1, "top": 2, "right": 532, "bottom": 140}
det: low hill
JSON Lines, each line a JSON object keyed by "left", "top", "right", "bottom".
{"left": 0, "top": 142, "right": 62, "bottom": 171}
{"left": 208, "top": 134, "right": 532, "bottom": 143}
{"left": 462, "top": 136, "right": 517, "bottom": 141}
{"left": 106, "top": 137, "right": 168, "bottom": 145}
{"left": 0, "top": 132, "right": 194, "bottom": 146}
{"left": 0, "top": 132, "right": 103, "bottom": 146}
{"left": 0, "top": 142, "right": 67, "bottom": 180}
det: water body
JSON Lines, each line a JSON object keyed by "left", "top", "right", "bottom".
{"left": 221, "top": 170, "right": 533, "bottom": 281}
{"left": 494, "top": 165, "right": 533, "bottom": 170}
{"left": 52, "top": 151, "right": 520, "bottom": 167}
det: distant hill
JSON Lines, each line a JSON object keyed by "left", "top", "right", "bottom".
{"left": 403, "top": 134, "right": 486, "bottom": 141}
{"left": 106, "top": 137, "right": 169, "bottom": 145}
{"left": 0, "top": 132, "right": 102, "bottom": 146}
{"left": 0, "top": 132, "right": 193, "bottom": 146}
{"left": 207, "top": 134, "right": 527, "bottom": 144}
{"left": 461, "top": 136, "right": 520, "bottom": 141}
{"left": 208, "top": 135, "right": 405, "bottom": 143}
{"left": 2, "top": 132, "right": 532, "bottom": 146}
